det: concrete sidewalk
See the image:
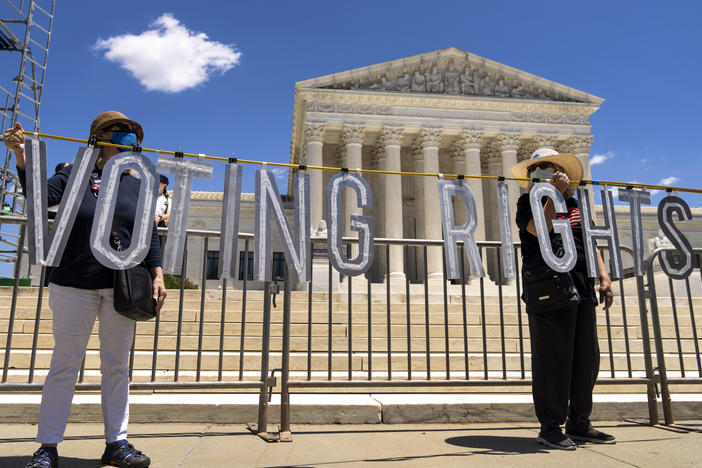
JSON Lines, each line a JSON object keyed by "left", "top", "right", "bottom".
{"left": 0, "top": 421, "right": 701, "bottom": 467}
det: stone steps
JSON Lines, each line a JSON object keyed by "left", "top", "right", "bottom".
{"left": 0, "top": 287, "right": 699, "bottom": 393}
{"left": 4, "top": 320, "right": 695, "bottom": 347}
{"left": 6, "top": 331, "right": 678, "bottom": 353}
{"left": 2, "top": 346, "right": 699, "bottom": 375}
{"left": 1, "top": 283, "right": 699, "bottom": 303}
{"left": 0, "top": 297, "right": 652, "bottom": 320}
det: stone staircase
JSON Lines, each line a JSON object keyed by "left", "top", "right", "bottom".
{"left": 1, "top": 284, "right": 700, "bottom": 394}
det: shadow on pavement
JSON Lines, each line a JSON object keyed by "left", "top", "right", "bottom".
{"left": 0, "top": 430, "right": 249, "bottom": 444}
{"left": 445, "top": 435, "right": 547, "bottom": 454}
{"left": 262, "top": 444, "right": 545, "bottom": 468}
{"left": 0, "top": 455, "right": 96, "bottom": 467}
{"left": 262, "top": 434, "right": 549, "bottom": 466}
{"left": 295, "top": 425, "right": 535, "bottom": 435}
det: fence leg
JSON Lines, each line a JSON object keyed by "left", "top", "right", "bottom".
{"left": 279, "top": 269, "right": 292, "bottom": 442}
{"left": 2, "top": 225, "right": 25, "bottom": 383}
{"left": 635, "top": 275, "right": 659, "bottom": 426}
{"left": 645, "top": 259, "right": 674, "bottom": 425}
{"left": 247, "top": 281, "right": 278, "bottom": 442}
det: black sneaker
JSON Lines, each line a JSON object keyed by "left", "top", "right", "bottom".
{"left": 101, "top": 440, "right": 151, "bottom": 467}
{"left": 566, "top": 426, "right": 616, "bottom": 444}
{"left": 536, "top": 431, "right": 577, "bottom": 450}
{"left": 26, "top": 446, "right": 58, "bottom": 467}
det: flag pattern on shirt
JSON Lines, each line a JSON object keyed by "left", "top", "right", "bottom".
{"left": 555, "top": 206, "right": 581, "bottom": 227}
{"left": 90, "top": 168, "right": 101, "bottom": 195}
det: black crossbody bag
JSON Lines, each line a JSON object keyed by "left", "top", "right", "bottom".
{"left": 111, "top": 222, "right": 157, "bottom": 321}
{"left": 521, "top": 261, "right": 580, "bottom": 312}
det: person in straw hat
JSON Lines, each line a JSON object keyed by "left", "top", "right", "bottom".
{"left": 511, "top": 148, "right": 615, "bottom": 450}
{"left": 4, "top": 111, "right": 164, "bottom": 468}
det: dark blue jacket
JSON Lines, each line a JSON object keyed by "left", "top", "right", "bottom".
{"left": 18, "top": 164, "right": 161, "bottom": 289}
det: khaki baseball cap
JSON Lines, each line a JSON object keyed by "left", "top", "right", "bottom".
{"left": 89, "top": 111, "right": 144, "bottom": 143}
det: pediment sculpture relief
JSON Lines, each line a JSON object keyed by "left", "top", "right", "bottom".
{"left": 322, "top": 59, "right": 578, "bottom": 102}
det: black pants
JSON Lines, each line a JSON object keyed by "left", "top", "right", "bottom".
{"left": 527, "top": 301, "right": 600, "bottom": 435}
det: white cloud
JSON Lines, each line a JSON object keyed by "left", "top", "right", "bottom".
{"left": 604, "top": 186, "right": 621, "bottom": 199}
{"left": 94, "top": 13, "right": 241, "bottom": 93}
{"left": 657, "top": 176, "right": 680, "bottom": 186}
{"left": 270, "top": 167, "right": 289, "bottom": 185}
{"left": 589, "top": 151, "right": 614, "bottom": 166}
{"left": 651, "top": 176, "right": 680, "bottom": 195}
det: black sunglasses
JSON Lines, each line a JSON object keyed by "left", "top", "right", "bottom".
{"left": 528, "top": 162, "right": 558, "bottom": 171}
{"left": 103, "top": 123, "right": 133, "bottom": 133}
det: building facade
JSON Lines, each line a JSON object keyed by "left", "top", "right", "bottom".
{"left": 289, "top": 47, "right": 600, "bottom": 283}
{"left": 182, "top": 48, "right": 700, "bottom": 289}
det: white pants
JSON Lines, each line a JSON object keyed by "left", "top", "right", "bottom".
{"left": 37, "top": 284, "right": 136, "bottom": 444}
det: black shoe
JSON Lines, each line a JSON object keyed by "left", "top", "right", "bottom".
{"left": 26, "top": 447, "right": 58, "bottom": 467}
{"left": 566, "top": 426, "right": 616, "bottom": 444}
{"left": 101, "top": 440, "right": 150, "bottom": 467}
{"left": 536, "top": 431, "right": 577, "bottom": 450}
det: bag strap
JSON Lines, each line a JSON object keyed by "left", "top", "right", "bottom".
{"left": 111, "top": 215, "right": 122, "bottom": 252}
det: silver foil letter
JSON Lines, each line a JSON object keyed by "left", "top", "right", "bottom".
{"left": 157, "top": 156, "right": 214, "bottom": 274}
{"left": 219, "top": 163, "right": 243, "bottom": 279}
{"left": 618, "top": 188, "right": 651, "bottom": 276}
{"left": 437, "top": 179, "right": 485, "bottom": 279}
{"left": 529, "top": 183, "right": 576, "bottom": 273}
{"left": 495, "top": 180, "right": 516, "bottom": 279}
{"left": 90, "top": 152, "right": 159, "bottom": 269}
{"left": 326, "top": 171, "right": 374, "bottom": 276}
{"left": 24, "top": 136, "right": 49, "bottom": 264}
{"left": 657, "top": 195, "right": 694, "bottom": 279}
{"left": 577, "top": 188, "right": 623, "bottom": 279}
{"left": 254, "top": 169, "right": 310, "bottom": 282}
{"left": 24, "top": 138, "right": 99, "bottom": 266}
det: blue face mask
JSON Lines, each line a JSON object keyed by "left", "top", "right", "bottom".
{"left": 109, "top": 131, "right": 138, "bottom": 152}
{"left": 530, "top": 168, "right": 554, "bottom": 180}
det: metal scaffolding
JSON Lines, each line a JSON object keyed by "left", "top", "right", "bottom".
{"left": 0, "top": 0, "right": 54, "bottom": 267}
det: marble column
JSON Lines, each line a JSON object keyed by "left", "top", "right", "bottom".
{"left": 484, "top": 148, "right": 504, "bottom": 238}
{"left": 341, "top": 124, "right": 365, "bottom": 257}
{"left": 571, "top": 134, "right": 596, "bottom": 219}
{"left": 370, "top": 146, "right": 385, "bottom": 282}
{"left": 411, "top": 144, "right": 425, "bottom": 281}
{"left": 303, "top": 122, "right": 326, "bottom": 234}
{"left": 380, "top": 126, "right": 405, "bottom": 280}
{"left": 449, "top": 146, "right": 467, "bottom": 226}
{"left": 535, "top": 134, "right": 556, "bottom": 152}
{"left": 484, "top": 141, "right": 503, "bottom": 281}
{"left": 452, "top": 130, "right": 486, "bottom": 242}
{"left": 416, "top": 127, "right": 443, "bottom": 278}
{"left": 371, "top": 146, "right": 385, "bottom": 237}
{"left": 571, "top": 135, "right": 594, "bottom": 183}
{"left": 497, "top": 132, "right": 520, "bottom": 235}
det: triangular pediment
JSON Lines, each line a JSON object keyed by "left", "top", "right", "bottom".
{"left": 296, "top": 47, "right": 603, "bottom": 105}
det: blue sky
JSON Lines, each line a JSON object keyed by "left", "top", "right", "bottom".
{"left": 4, "top": 0, "right": 701, "bottom": 206}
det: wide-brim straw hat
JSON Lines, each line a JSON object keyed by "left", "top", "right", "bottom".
{"left": 89, "top": 111, "right": 144, "bottom": 143}
{"left": 510, "top": 148, "right": 583, "bottom": 188}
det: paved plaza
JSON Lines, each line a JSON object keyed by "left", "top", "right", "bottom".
{"left": 0, "top": 420, "right": 700, "bottom": 467}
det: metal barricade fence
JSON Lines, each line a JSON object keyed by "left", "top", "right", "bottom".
{"left": 642, "top": 248, "right": 702, "bottom": 426}
{"left": 1, "top": 214, "right": 697, "bottom": 439}
{"left": 275, "top": 238, "right": 665, "bottom": 438}
{"left": 0, "top": 217, "right": 278, "bottom": 436}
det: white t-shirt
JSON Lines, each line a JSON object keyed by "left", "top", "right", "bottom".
{"left": 155, "top": 193, "right": 170, "bottom": 218}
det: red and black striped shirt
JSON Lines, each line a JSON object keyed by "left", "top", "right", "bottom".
{"left": 555, "top": 205, "right": 581, "bottom": 227}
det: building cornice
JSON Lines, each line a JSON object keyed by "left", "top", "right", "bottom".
{"left": 295, "top": 47, "right": 604, "bottom": 105}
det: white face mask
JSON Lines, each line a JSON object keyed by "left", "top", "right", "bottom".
{"left": 530, "top": 168, "right": 554, "bottom": 180}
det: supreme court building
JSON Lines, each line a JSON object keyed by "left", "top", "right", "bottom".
{"left": 184, "top": 47, "right": 700, "bottom": 290}
{"left": 289, "top": 47, "right": 600, "bottom": 283}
